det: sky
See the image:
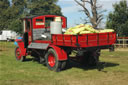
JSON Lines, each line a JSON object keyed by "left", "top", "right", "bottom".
{"left": 57, "top": 0, "right": 122, "bottom": 28}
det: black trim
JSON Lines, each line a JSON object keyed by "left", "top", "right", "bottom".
{"left": 21, "top": 15, "right": 66, "bottom": 20}
{"left": 23, "top": 32, "right": 28, "bottom": 48}
{"left": 87, "top": 35, "right": 88, "bottom": 45}
{"left": 71, "top": 35, "right": 72, "bottom": 46}
{"left": 31, "top": 18, "right": 33, "bottom": 42}
{"left": 76, "top": 35, "right": 80, "bottom": 47}
{"left": 107, "top": 33, "right": 109, "bottom": 43}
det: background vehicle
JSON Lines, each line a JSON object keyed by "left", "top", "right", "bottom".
{"left": 15, "top": 15, "right": 116, "bottom": 72}
{"left": 0, "top": 30, "right": 18, "bottom": 41}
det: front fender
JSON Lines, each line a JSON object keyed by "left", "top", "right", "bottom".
{"left": 16, "top": 39, "right": 27, "bottom": 56}
{"left": 48, "top": 45, "right": 67, "bottom": 61}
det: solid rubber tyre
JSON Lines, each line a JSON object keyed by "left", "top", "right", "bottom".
{"left": 15, "top": 47, "right": 25, "bottom": 62}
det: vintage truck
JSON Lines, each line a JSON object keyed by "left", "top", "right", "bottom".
{"left": 15, "top": 15, "right": 116, "bottom": 71}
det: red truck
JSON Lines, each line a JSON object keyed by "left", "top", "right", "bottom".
{"left": 15, "top": 15, "right": 116, "bottom": 72}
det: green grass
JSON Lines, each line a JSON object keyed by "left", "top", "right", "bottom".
{"left": 0, "top": 42, "right": 128, "bottom": 85}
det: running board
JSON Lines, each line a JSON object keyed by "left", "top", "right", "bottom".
{"left": 28, "top": 43, "right": 49, "bottom": 50}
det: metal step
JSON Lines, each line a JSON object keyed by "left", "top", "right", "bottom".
{"left": 28, "top": 43, "right": 49, "bottom": 50}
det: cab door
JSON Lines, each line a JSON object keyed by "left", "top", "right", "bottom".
{"left": 25, "top": 19, "right": 32, "bottom": 44}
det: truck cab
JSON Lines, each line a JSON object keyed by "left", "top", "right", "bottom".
{"left": 22, "top": 15, "right": 67, "bottom": 46}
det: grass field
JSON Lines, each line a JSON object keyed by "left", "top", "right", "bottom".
{"left": 0, "top": 42, "right": 128, "bottom": 85}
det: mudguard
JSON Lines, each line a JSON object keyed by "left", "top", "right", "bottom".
{"left": 49, "top": 45, "right": 68, "bottom": 61}
{"left": 15, "top": 38, "right": 27, "bottom": 56}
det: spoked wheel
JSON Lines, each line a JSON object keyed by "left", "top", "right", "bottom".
{"left": 15, "top": 47, "right": 25, "bottom": 62}
{"left": 45, "top": 48, "right": 66, "bottom": 72}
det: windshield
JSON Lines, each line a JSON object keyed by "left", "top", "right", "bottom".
{"left": 45, "top": 17, "right": 54, "bottom": 28}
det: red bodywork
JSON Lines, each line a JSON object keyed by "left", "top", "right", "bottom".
{"left": 51, "top": 32, "right": 116, "bottom": 47}
{"left": 15, "top": 39, "right": 27, "bottom": 57}
{"left": 17, "top": 15, "right": 117, "bottom": 61}
{"left": 33, "top": 15, "right": 67, "bottom": 29}
{"left": 49, "top": 45, "right": 68, "bottom": 61}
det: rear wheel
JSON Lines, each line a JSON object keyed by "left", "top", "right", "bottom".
{"left": 15, "top": 47, "right": 25, "bottom": 62}
{"left": 80, "top": 49, "right": 100, "bottom": 66}
{"left": 45, "top": 48, "right": 66, "bottom": 72}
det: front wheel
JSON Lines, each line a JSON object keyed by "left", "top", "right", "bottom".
{"left": 15, "top": 47, "right": 26, "bottom": 62}
{"left": 45, "top": 48, "right": 66, "bottom": 72}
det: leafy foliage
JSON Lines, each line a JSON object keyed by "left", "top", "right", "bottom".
{"left": 28, "top": 0, "right": 62, "bottom": 16}
{"left": 6, "top": 0, "right": 27, "bottom": 34}
{"left": 106, "top": 0, "right": 128, "bottom": 37}
{"left": 0, "top": 0, "right": 10, "bottom": 30}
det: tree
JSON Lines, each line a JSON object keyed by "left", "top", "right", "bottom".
{"left": 7, "top": 0, "right": 27, "bottom": 34}
{"left": 0, "top": 0, "right": 10, "bottom": 30}
{"left": 27, "top": 0, "right": 62, "bottom": 16}
{"left": 12, "top": 0, "right": 27, "bottom": 15}
{"left": 74, "top": 0, "right": 105, "bottom": 28}
{"left": 106, "top": 0, "right": 128, "bottom": 37}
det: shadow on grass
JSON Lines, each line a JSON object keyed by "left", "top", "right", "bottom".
{"left": 66, "top": 59, "right": 119, "bottom": 72}
{"left": 23, "top": 57, "right": 119, "bottom": 72}
{"left": 24, "top": 57, "right": 41, "bottom": 63}
{"left": 24, "top": 58, "right": 33, "bottom": 62}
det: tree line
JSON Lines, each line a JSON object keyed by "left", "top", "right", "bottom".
{"left": 0, "top": 0, "right": 62, "bottom": 33}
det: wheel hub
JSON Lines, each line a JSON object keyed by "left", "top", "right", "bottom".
{"left": 48, "top": 53, "right": 55, "bottom": 67}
